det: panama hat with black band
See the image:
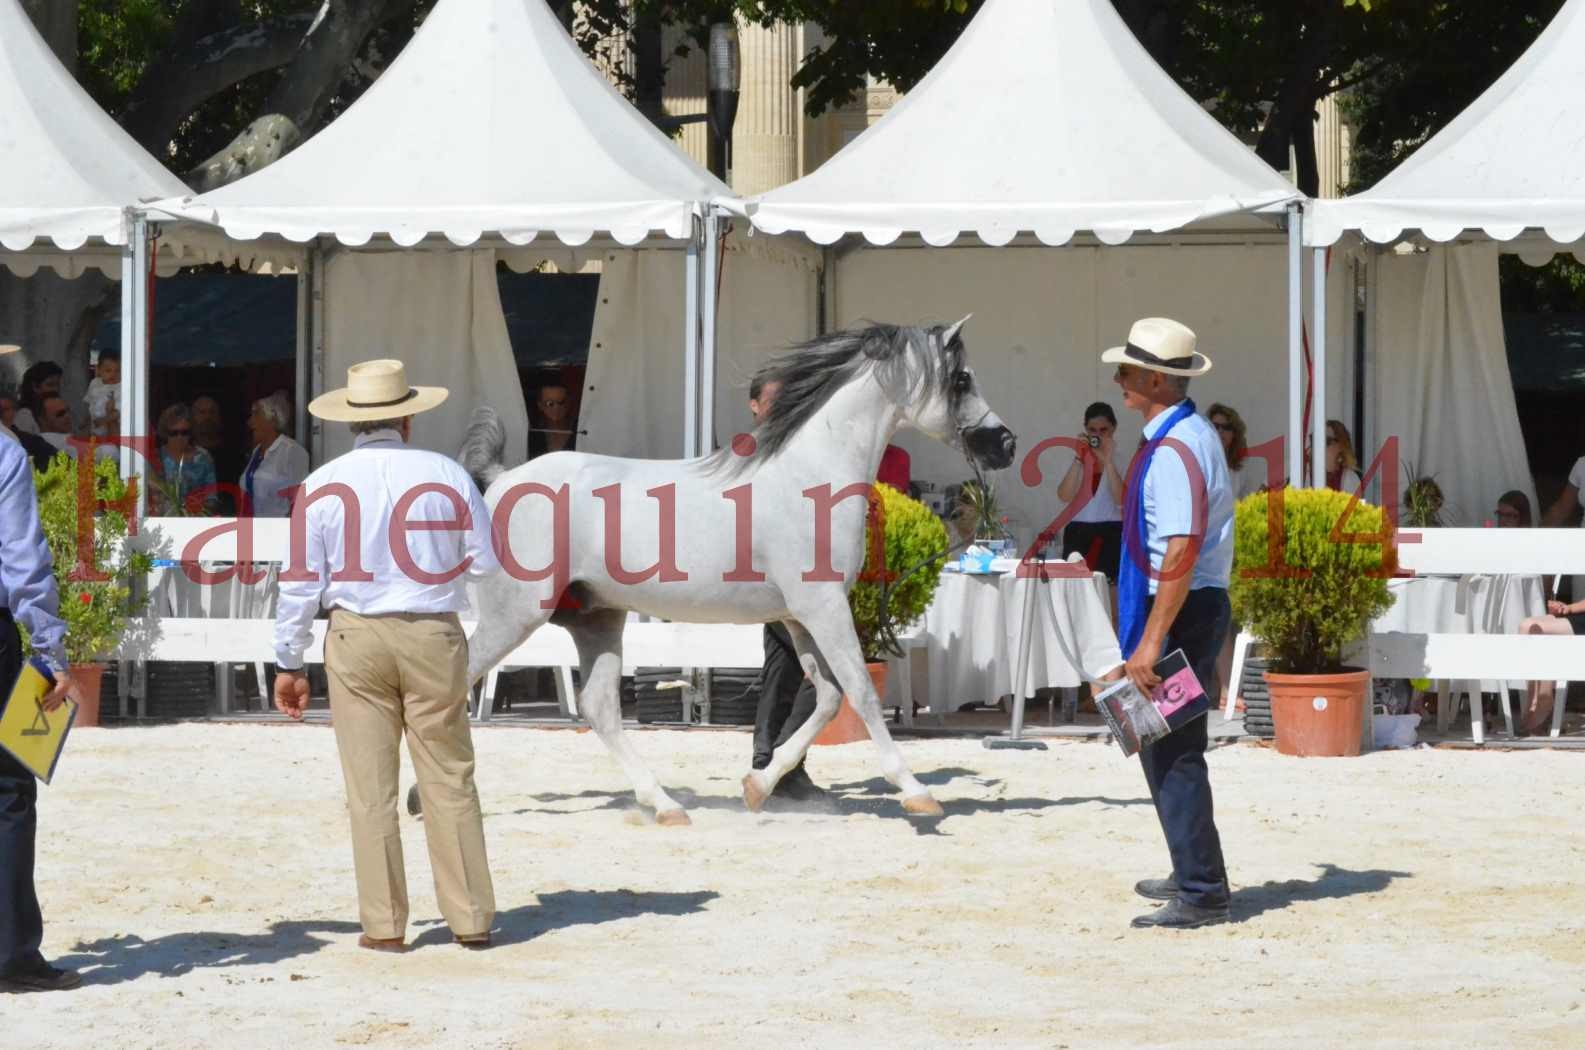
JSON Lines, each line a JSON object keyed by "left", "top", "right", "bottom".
{"left": 1100, "top": 317, "right": 1212, "bottom": 377}
{"left": 308, "top": 359, "right": 448, "bottom": 422}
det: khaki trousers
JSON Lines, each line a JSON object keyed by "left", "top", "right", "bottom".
{"left": 326, "top": 609, "right": 494, "bottom": 940}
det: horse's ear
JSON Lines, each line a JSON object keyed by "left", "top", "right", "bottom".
{"left": 941, "top": 314, "right": 972, "bottom": 349}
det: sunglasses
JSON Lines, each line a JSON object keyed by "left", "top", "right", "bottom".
{"left": 168, "top": 427, "right": 192, "bottom": 437}
{"left": 1212, "top": 421, "right": 1235, "bottom": 433}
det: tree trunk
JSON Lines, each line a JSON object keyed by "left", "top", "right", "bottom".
{"left": 188, "top": 0, "right": 419, "bottom": 192}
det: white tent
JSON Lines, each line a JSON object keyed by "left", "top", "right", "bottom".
{"left": 750, "top": 0, "right": 1299, "bottom": 248}
{"left": 0, "top": 0, "right": 270, "bottom": 481}
{"left": 150, "top": 0, "right": 736, "bottom": 464}
{"left": 1307, "top": 0, "right": 1585, "bottom": 249}
{"left": 730, "top": 0, "right": 1324, "bottom": 532}
{"left": 0, "top": 0, "right": 186, "bottom": 254}
{"left": 1297, "top": 1, "right": 1585, "bottom": 525}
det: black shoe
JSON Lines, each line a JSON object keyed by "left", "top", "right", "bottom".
{"left": 1131, "top": 898, "right": 1230, "bottom": 930}
{"left": 771, "top": 766, "right": 830, "bottom": 801}
{"left": 1, "top": 962, "right": 82, "bottom": 993}
{"left": 1134, "top": 875, "right": 1178, "bottom": 901}
{"left": 406, "top": 784, "right": 423, "bottom": 817}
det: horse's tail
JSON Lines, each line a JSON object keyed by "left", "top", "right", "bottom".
{"left": 458, "top": 405, "right": 507, "bottom": 491}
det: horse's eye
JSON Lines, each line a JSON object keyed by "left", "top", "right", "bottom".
{"left": 952, "top": 371, "right": 972, "bottom": 394}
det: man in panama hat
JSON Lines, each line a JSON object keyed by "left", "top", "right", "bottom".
{"left": 1101, "top": 318, "right": 1234, "bottom": 929}
{"left": 272, "top": 359, "right": 500, "bottom": 951}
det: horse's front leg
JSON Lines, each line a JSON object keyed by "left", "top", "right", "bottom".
{"left": 745, "top": 600, "right": 941, "bottom": 818}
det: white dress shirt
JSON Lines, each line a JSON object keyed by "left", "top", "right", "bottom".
{"left": 242, "top": 433, "right": 311, "bottom": 517}
{"left": 273, "top": 430, "right": 502, "bottom": 669}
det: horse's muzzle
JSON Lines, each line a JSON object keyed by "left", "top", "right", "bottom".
{"left": 966, "top": 425, "right": 1017, "bottom": 470}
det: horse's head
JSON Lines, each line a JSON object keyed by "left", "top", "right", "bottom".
{"left": 902, "top": 316, "right": 1017, "bottom": 471}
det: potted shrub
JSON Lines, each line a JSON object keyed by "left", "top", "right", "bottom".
{"left": 31, "top": 450, "right": 151, "bottom": 726}
{"left": 1229, "top": 487, "right": 1395, "bottom": 756}
{"left": 815, "top": 483, "right": 949, "bottom": 745}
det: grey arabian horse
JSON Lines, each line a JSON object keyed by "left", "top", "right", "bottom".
{"left": 458, "top": 319, "right": 1016, "bottom": 824}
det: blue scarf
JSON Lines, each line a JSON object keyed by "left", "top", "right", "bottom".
{"left": 1118, "top": 398, "right": 1197, "bottom": 658}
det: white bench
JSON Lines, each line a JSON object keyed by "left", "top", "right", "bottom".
{"left": 1225, "top": 528, "right": 1581, "bottom": 745}
{"left": 117, "top": 518, "right": 920, "bottom": 724}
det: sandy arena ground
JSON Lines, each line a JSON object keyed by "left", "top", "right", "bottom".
{"left": 11, "top": 722, "right": 1585, "bottom": 1049}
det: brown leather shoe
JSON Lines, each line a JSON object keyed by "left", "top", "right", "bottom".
{"left": 454, "top": 933, "right": 491, "bottom": 950}
{"left": 357, "top": 934, "right": 407, "bottom": 953}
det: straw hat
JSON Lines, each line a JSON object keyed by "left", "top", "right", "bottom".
{"left": 1100, "top": 317, "right": 1212, "bottom": 377}
{"left": 308, "top": 359, "right": 448, "bottom": 422}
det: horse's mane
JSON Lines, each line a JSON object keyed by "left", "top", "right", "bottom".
{"left": 707, "top": 321, "right": 965, "bottom": 475}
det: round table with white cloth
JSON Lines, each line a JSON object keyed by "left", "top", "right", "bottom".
{"left": 1371, "top": 574, "right": 1545, "bottom": 637}
{"left": 919, "top": 563, "right": 1121, "bottom": 715}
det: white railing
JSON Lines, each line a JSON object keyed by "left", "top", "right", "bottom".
{"left": 1226, "top": 527, "right": 1581, "bottom": 745}
{"left": 118, "top": 517, "right": 766, "bottom": 722}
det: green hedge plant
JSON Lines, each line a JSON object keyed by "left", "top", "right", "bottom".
{"left": 849, "top": 483, "right": 949, "bottom": 662}
{"left": 33, "top": 451, "right": 151, "bottom": 666}
{"left": 1229, "top": 487, "right": 1395, "bottom": 675}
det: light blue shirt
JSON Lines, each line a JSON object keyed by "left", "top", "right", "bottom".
{"left": 0, "top": 430, "right": 67, "bottom": 673}
{"left": 1139, "top": 402, "right": 1234, "bottom": 594}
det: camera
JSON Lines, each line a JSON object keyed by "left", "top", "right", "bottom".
{"left": 1087, "top": 434, "right": 1102, "bottom": 449}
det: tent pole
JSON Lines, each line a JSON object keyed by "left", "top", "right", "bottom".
{"left": 309, "top": 243, "right": 327, "bottom": 464}
{"left": 1312, "top": 246, "right": 1328, "bottom": 490}
{"left": 1287, "top": 203, "right": 1303, "bottom": 487}
{"left": 117, "top": 210, "right": 137, "bottom": 487}
{"left": 1362, "top": 249, "right": 1378, "bottom": 503}
{"left": 683, "top": 214, "right": 701, "bottom": 459}
{"left": 122, "top": 211, "right": 151, "bottom": 519}
{"left": 700, "top": 209, "right": 721, "bottom": 455}
{"left": 295, "top": 250, "right": 311, "bottom": 449}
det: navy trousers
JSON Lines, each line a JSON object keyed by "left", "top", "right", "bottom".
{"left": 753, "top": 622, "right": 817, "bottom": 771}
{"left": 0, "top": 614, "right": 46, "bottom": 976}
{"left": 1139, "top": 587, "right": 1231, "bottom": 908}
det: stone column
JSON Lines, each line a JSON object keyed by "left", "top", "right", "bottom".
{"left": 730, "top": 20, "right": 801, "bottom": 195}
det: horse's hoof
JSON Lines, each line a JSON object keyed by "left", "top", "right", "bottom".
{"left": 655, "top": 808, "right": 691, "bottom": 827}
{"left": 902, "top": 794, "right": 944, "bottom": 818}
{"left": 406, "top": 784, "right": 422, "bottom": 817}
{"left": 742, "top": 773, "right": 770, "bottom": 813}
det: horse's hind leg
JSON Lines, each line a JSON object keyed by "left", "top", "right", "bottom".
{"left": 567, "top": 610, "right": 690, "bottom": 826}
{"left": 749, "top": 600, "right": 941, "bottom": 818}
{"left": 466, "top": 576, "right": 555, "bottom": 685}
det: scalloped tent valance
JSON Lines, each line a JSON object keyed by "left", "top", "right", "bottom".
{"left": 148, "top": 0, "right": 734, "bottom": 248}
{"left": 0, "top": 0, "right": 188, "bottom": 254}
{"left": 1306, "top": 0, "right": 1585, "bottom": 248}
{"left": 747, "top": 0, "right": 1299, "bottom": 247}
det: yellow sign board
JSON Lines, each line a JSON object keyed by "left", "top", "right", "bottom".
{"left": 0, "top": 660, "right": 77, "bottom": 784}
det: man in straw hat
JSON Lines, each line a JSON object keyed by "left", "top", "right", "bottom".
{"left": 1100, "top": 318, "right": 1234, "bottom": 930}
{"left": 272, "top": 359, "right": 500, "bottom": 952}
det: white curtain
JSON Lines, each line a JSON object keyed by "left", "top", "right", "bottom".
{"left": 1369, "top": 242, "right": 1535, "bottom": 526}
{"left": 581, "top": 234, "right": 820, "bottom": 458}
{"left": 835, "top": 242, "right": 1310, "bottom": 545}
{"left": 321, "top": 249, "right": 528, "bottom": 464}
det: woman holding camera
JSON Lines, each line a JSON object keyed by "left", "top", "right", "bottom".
{"left": 1056, "top": 402, "right": 1125, "bottom": 581}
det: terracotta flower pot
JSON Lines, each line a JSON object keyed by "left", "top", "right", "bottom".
{"left": 70, "top": 663, "right": 106, "bottom": 728}
{"left": 1265, "top": 668, "right": 1371, "bottom": 757}
{"left": 813, "top": 662, "right": 888, "bottom": 747}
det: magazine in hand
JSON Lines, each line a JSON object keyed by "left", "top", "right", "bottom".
{"left": 1093, "top": 649, "right": 1208, "bottom": 758}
